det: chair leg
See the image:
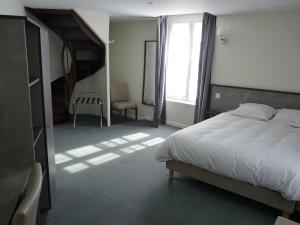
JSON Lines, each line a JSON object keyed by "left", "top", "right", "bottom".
{"left": 110, "top": 104, "right": 112, "bottom": 121}
{"left": 36, "top": 206, "right": 41, "bottom": 225}
{"left": 125, "top": 109, "right": 127, "bottom": 120}
{"left": 73, "top": 103, "right": 77, "bottom": 128}
{"left": 119, "top": 110, "right": 122, "bottom": 120}
{"left": 135, "top": 107, "right": 138, "bottom": 121}
{"left": 99, "top": 103, "right": 103, "bottom": 128}
{"left": 282, "top": 211, "right": 290, "bottom": 218}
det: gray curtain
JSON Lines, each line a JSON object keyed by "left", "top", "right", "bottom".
{"left": 194, "top": 13, "right": 217, "bottom": 123}
{"left": 153, "top": 16, "right": 168, "bottom": 127}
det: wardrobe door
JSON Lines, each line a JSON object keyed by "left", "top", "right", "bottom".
{"left": 0, "top": 18, "right": 34, "bottom": 168}
{"left": 40, "top": 28, "right": 56, "bottom": 203}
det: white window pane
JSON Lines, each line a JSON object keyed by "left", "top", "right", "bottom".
{"left": 166, "top": 23, "right": 190, "bottom": 100}
{"left": 188, "top": 22, "right": 202, "bottom": 102}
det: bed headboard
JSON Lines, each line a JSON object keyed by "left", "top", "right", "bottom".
{"left": 209, "top": 84, "right": 300, "bottom": 113}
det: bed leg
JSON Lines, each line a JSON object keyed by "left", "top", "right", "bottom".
{"left": 169, "top": 170, "right": 174, "bottom": 179}
{"left": 282, "top": 211, "right": 290, "bottom": 219}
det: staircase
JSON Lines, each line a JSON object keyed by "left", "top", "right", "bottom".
{"left": 28, "top": 9, "right": 106, "bottom": 124}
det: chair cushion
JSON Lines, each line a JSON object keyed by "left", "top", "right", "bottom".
{"left": 112, "top": 101, "right": 137, "bottom": 110}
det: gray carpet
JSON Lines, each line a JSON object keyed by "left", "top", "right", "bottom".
{"left": 47, "top": 115, "right": 287, "bottom": 225}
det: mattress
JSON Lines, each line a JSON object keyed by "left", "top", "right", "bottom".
{"left": 156, "top": 112, "right": 300, "bottom": 201}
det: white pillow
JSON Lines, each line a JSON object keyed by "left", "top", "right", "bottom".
{"left": 232, "top": 103, "right": 276, "bottom": 121}
{"left": 272, "top": 109, "right": 300, "bottom": 127}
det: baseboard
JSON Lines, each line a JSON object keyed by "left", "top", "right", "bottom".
{"left": 112, "top": 111, "right": 189, "bottom": 128}
{"left": 166, "top": 120, "right": 189, "bottom": 129}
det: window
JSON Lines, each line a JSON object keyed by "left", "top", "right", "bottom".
{"left": 166, "top": 16, "right": 202, "bottom": 104}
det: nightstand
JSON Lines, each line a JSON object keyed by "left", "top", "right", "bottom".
{"left": 275, "top": 217, "right": 300, "bottom": 225}
{"left": 205, "top": 110, "right": 221, "bottom": 119}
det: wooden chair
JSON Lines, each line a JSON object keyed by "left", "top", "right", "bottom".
{"left": 110, "top": 83, "right": 137, "bottom": 120}
{"left": 11, "top": 163, "right": 43, "bottom": 225}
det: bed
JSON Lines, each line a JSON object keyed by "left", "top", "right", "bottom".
{"left": 156, "top": 111, "right": 300, "bottom": 216}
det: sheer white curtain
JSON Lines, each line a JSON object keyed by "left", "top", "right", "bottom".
{"left": 166, "top": 15, "right": 202, "bottom": 104}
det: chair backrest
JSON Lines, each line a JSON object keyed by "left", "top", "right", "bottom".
{"left": 11, "top": 163, "right": 43, "bottom": 225}
{"left": 110, "top": 83, "right": 129, "bottom": 102}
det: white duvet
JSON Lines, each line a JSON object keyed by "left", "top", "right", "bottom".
{"left": 156, "top": 112, "right": 300, "bottom": 201}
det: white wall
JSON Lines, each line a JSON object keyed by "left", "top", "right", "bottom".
{"left": 168, "top": 11, "right": 300, "bottom": 128}
{"left": 212, "top": 11, "right": 300, "bottom": 93}
{"left": 75, "top": 9, "right": 109, "bottom": 44}
{"left": 0, "top": 0, "right": 25, "bottom": 16}
{"left": 71, "top": 9, "right": 111, "bottom": 126}
{"left": 110, "top": 20, "right": 157, "bottom": 121}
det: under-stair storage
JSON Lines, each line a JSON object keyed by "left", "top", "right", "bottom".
{"left": 28, "top": 8, "right": 106, "bottom": 124}
{"left": 0, "top": 15, "right": 55, "bottom": 225}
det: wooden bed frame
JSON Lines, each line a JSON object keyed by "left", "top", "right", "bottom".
{"left": 166, "top": 160, "right": 296, "bottom": 217}
{"left": 163, "top": 85, "right": 300, "bottom": 217}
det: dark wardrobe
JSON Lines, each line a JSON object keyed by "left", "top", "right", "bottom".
{"left": 0, "top": 15, "right": 55, "bottom": 225}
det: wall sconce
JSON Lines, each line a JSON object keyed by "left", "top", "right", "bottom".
{"left": 217, "top": 27, "right": 227, "bottom": 44}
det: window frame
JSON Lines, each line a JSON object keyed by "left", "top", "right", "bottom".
{"left": 166, "top": 14, "right": 203, "bottom": 105}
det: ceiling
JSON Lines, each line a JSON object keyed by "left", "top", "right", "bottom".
{"left": 20, "top": 0, "right": 300, "bottom": 19}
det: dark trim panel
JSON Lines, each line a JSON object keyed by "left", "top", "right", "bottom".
{"left": 208, "top": 84, "right": 300, "bottom": 113}
{"left": 0, "top": 15, "right": 26, "bottom": 19}
{"left": 210, "top": 84, "right": 300, "bottom": 96}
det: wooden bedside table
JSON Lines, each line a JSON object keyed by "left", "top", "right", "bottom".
{"left": 275, "top": 217, "right": 300, "bottom": 225}
{"left": 205, "top": 110, "right": 221, "bottom": 119}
